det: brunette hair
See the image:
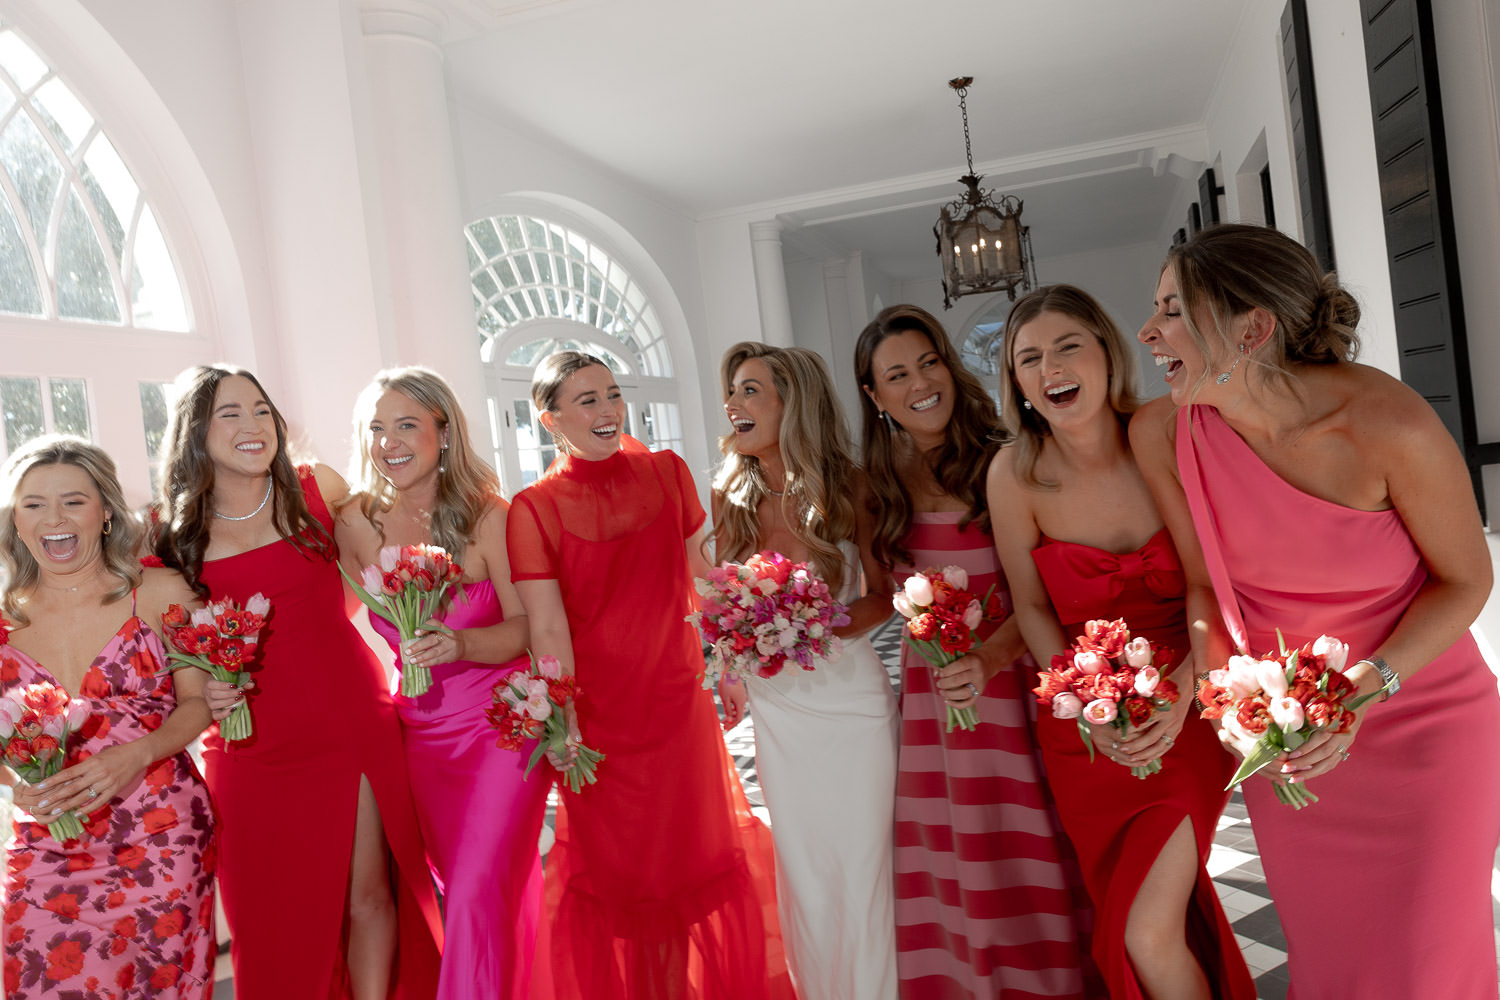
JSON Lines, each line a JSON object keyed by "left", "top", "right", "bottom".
{"left": 713, "top": 343, "right": 857, "bottom": 593}
{"left": 1166, "top": 223, "right": 1360, "bottom": 399}
{"left": 530, "top": 351, "right": 611, "bottom": 456}
{"left": 999, "top": 284, "right": 1141, "bottom": 489}
{"left": 0, "top": 436, "right": 143, "bottom": 625}
{"left": 854, "top": 304, "right": 1004, "bottom": 568}
{"left": 348, "top": 366, "right": 500, "bottom": 560}
{"left": 151, "top": 365, "right": 333, "bottom": 597}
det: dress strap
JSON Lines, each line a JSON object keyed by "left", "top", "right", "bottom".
{"left": 1174, "top": 406, "right": 1249, "bottom": 653}
{"left": 131, "top": 587, "right": 138, "bottom": 615}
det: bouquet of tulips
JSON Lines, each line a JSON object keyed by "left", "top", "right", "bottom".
{"left": 341, "top": 544, "right": 464, "bottom": 697}
{"left": 161, "top": 594, "right": 271, "bottom": 742}
{"left": 1033, "top": 618, "right": 1180, "bottom": 779}
{"left": 687, "top": 551, "right": 849, "bottom": 687}
{"left": 0, "top": 683, "right": 93, "bottom": 841}
{"left": 486, "top": 651, "right": 604, "bottom": 793}
{"left": 893, "top": 566, "right": 1006, "bottom": 732}
{"left": 1197, "top": 632, "right": 1390, "bottom": 808}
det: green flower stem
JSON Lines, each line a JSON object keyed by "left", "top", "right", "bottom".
{"left": 46, "top": 809, "right": 84, "bottom": 843}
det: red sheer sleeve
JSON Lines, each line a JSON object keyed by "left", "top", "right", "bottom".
{"left": 659, "top": 450, "right": 705, "bottom": 538}
{"left": 506, "top": 490, "right": 560, "bottom": 582}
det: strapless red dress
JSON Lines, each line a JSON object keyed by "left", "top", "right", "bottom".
{"left": 1031, "top": 528, "right": 1252, "bottom": 999}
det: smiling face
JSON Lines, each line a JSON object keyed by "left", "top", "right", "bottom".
{"left": 205, "top": 374, "right": 278, "bottom": 477}
{"left": 1009, "top": 310, "right": 1112, "bottom": 427}
{"left": 724, "top": 357, "right": 785, "bottom": 463}
{"left": 542, "top": 363, "right": 624, "bottom": 461}
{"left": 1138, "top": 267, "right": 1234, "bottom": 404}
{"left": 367, "top": 389, "right": 446, "bottom": 491}
{"left": 865, "top": 329, "right": 955, "bottom": 447}
{"left": 12, "top": 462, "right": 108, "bottom": 573}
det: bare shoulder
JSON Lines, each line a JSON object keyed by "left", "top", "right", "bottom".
{"left": 1318, "top": 363, "right": 1449, "bottom": 456}
{"left": 309, "top": 462, "right": 349, "bottom": 505}
{"left": 1127, "top": 396, "right": 1176, "bottom": 453}
{"left": 473, "top": 493, "right": 510, "bottom": 540}
{"left": 136, "top": 565, "right": 199, "bottom": 621}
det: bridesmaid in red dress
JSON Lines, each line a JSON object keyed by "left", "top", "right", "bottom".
{"left": 506, "top": 351, "right": 790, "bottom": 1000}
{"left": 854, "top": 305, "right": 1093, "bottom": 1000}
{"left": 987, "top": 285, "right": 1251, "bottom": 1000}
{"left": 151, "top": 366, "right": 441, "bottom": 999}
{"left": 1, "top": 437, "right": 215, "bottom": 997}
{"left": 1133, "top": 224, "right": 1500, "bottom": 998}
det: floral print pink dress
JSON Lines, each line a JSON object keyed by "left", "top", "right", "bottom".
{"left": 1, "top": 613, "right": 216, "bottom": 998}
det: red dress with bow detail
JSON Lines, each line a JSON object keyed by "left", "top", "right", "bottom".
{"left": 1030, "top": 527, "right": 1252, "bottom": 1000}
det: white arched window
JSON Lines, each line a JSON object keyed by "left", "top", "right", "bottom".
{"left": 467, "top": 213, "right": 682, "bottom": 492}
{"left": 0, "top": 20, "right": 191, "bottom": 488}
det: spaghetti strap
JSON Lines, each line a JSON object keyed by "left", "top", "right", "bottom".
{"left": 130, "top": 587, "right": 138, "bottom": 615}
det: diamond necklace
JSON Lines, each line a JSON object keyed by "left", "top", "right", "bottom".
{"left": 214, "top": 479, "right": 272, "bottom": 521}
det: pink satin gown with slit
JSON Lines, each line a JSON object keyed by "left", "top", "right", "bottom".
{"left": 1177, "top": 403, "right": 1500, "bottom": 999}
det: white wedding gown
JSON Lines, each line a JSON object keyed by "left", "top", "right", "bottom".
{"left": 745, "top": 541, "right": 900, "bottom": 1000}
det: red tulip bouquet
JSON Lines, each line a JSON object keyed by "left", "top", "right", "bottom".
{"left": 161, "top": 594, "right": 272, "bottom": 741}
{"left": 341, "top": 544, "right": 464, "bottom": 697}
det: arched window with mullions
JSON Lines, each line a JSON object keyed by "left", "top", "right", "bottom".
{"left": 467, "top": 213, "right": 682, "bottom": 492}
{"left": 0, "top": 20, "right": 191, "bottom": 478}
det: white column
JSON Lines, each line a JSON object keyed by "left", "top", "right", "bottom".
{"left": 359, "top": 0, "right": 487, "bottom": 431}
{"left": 749, "top": 220, "right": 794, "bottom": 347}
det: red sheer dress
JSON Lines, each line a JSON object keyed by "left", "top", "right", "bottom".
{"left": 199, "top": 467, "right": 442, "bottom": 998}
{"left": 1030, "top": 528, "right": 1252, "bottom": 999}
{"left": 506, "top": 439, "right": 790, "bottom": 1000}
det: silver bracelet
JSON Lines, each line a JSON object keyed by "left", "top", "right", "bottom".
{"left": 1359, "top": 655, "right": 1399, "bottom": 701}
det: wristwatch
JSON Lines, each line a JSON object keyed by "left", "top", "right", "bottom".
{"left": 1360, "top": 655, "right": 1399, "bottom": 700}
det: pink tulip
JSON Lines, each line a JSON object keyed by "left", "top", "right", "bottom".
{"left": 962, "top": 600, "right": 983, "bottom": 631}
{"left": 892, "top": 594, "right": 915, "bottom": 619}
{"left": 536, "top": 655, "right": 563, "bottom": 680}
{"left": 1074, "top": 650, "right": 1109, "bottom": 675}
{"left": 1225, "top": 655, "right": 1262, "bottom": 699}
{"left": 361, "top": 565, "right": 384, "bottom": 593}
{"left": 245, "top": 593, "right": 271, "bottom": 617}
{"left": 1052, "top": 692, "right": 1083, "bottom": 719}
{"left": 1256, "top": 658, "right": 1289, "bottom": 700}
{"left": 939, "top": 565, "right": 969, "bottom": 591}
{"left": 1270, "top": 696, "right": 1305, "bottom": 731}
{"left": 903, "top": 574, "right": 934, "bottom": 607}
{"left": 378, "top": 546, "right": 401, "bottom": 572}
{"left": 1082, "top": 699, "right": 1118, "bottom": 725}
{"left": 1311, "top": 635, "right": 1349, "bottom": 673}
{"left": 1123, "top": 637, "right": 1154, "bottom": 668}
{"left": 1134, "top": 666, "right": 1161, "bottom": 696}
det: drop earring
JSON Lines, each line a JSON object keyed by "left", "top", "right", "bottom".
{"left": 1216, "top": 343, "right": 1247, "bottom": 385}
{"left": 438, "top": 443, "right": 448, "bottom": 475}
{"left": 102, "top": 517, "right": 112, "bottom": 537}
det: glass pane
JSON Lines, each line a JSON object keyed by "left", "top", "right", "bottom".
{"left": 513, "top": 253, "right": 534, "bottom": 285}
{"left": 498, "top": 215, "right": 525, "bottom": 250}
{"left": 48, "top": 377, "right": 87, "bottom": 437}
{"left": 505, "top": 338, "right": 553, "bottom": 368}
{"left": 468, "top": 218, "right": 501, "bottom": 259}
{"left": 0, "top": 192, "right": 42, "bottom": 315}
{"left": 57, "top": 184, "right": 120, "bottom": 322}
{"left": 473, "top": 268, "right": 498, "bottom": 300}
{"left": 492, "top": 259, "right": 516, "bottom": 290}
{"left": 0, "top": 376, "right": 42, "bottom": 455}
{"left": 0, "top": 32, "right": 49, "bottom": 93}
{"left": 81, "top": 136, "right": 136, "bottom": 260}
{"left": 1, "top": 110, "right": 62, "bottom": 243}
{"left": 534, "top": 252, "right": 551, "bottom": 284}
{"left": 465, "top": 240, "right": 482, "bottom": 271}
{"left": 523, "top": 217, "right": 547, "bottom": 248}
{"left": 32, "top": 77, "right": 91, "bottom": 155}
{"left": 129, "top": 206, "right": 186, "bottom": 330}
{"left": 513, "top": 398, "right": 554, "bottom": 487}
{"left": 139, "top": 381, "right": 170, "bottom": 492}
{"left": 79, "top": 159, "right": 125, "bottom": 263}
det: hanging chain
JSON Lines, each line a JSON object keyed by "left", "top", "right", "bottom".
{"left": 949, "top": 77, "right": 976, "bottom": 175}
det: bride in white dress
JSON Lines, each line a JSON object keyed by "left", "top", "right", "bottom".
{"left": 711, "top": 342, "right": 900, "bottom": 1000}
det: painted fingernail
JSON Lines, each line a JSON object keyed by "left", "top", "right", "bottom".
{"left": 36, "top": 799, "right": 48, "bottom": 808}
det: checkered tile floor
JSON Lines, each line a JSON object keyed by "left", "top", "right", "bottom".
{"left": 204, "top": 617, "right": 1500, "bottom": 997}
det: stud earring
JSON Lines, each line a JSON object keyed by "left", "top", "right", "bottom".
{"left": 1022, "top": 400, "right": 1033, "bottom": 410}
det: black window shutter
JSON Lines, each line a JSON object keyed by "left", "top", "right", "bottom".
{"left": 1282, "top": 0, "right": 1336, "bottom": 272}
{"left": 1359, "top": 0, "right": 1484, "bottom": 516}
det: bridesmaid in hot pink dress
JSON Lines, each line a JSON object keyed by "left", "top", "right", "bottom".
{"left": 1, "top": 437, "right": 215, "bottom": 997}
{"left": 1134, "top": 224, "right": 1500, "bottom": 998}
{"left": 989, "top": 286, "right": 1251, "bottom": 1000}
{"left": 854, "top": 306, "right": 1094, "bottom": 999}
{"left": 338, "top": 367, "right": 551, "bottom": 1000}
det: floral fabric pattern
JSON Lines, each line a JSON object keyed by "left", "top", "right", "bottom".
{"left": 1, "top": 616, "right": 215, "bottom": 998}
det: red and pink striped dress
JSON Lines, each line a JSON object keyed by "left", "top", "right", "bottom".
{"left": 893, "top": 511, "right": 1094, "bottom": 1000}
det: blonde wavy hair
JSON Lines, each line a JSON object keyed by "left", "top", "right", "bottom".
{"left": 999, "top": 284, "right": 1142, "bottom": 490}
{"left": 0, "top": 435, "right": 143, "bottom": 625}
{"left": 712, "top": 343, "right": 857, "bottom": 594}
{"left": 347, "top": 366, "right": 501, "bottom": 559}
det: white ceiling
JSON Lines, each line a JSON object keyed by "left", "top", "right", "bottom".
{"left": 437, "top": 0, "right": 1255, "bottom": 263}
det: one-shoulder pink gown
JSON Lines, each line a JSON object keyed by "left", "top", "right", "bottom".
{"left": 370, "top": 580, "right": 553, "bottom": 1000}
{"left": 1177, "top": 404, "right": 1500, "bottom": 999}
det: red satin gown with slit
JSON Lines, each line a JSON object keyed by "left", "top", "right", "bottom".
{"left": 199, "top": 467, "right": 442, "bottom": 999}
{"left": 506, "top": 440, "right": 791, "bottom": 1000}
{"left": 1030, "top": 527, "right": 1253, "bottom": 1000}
